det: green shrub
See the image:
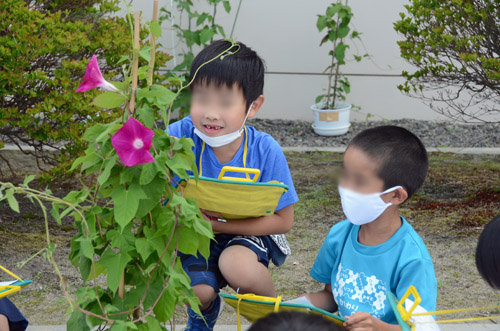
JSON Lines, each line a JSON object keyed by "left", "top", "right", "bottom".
{"left": 0, "top": 0, "right": 169, "bottom": 177}
{"left": 394, "top": 0, "right": 500, "bottom": 123}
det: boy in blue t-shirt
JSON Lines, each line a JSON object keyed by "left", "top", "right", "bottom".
{"left": 303, "top": 126, "right": 437, "bottom": 330}
{"left": 168, "top": 40, "right": 299, "bottom": 330}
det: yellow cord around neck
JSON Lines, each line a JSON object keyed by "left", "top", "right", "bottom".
{"left": 199, "top": 126, "right": 248, "bottom": 177}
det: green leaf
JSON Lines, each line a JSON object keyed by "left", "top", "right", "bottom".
{"left": 137, "top": 316, "right": 162, "bottom": 331}
{"left": 5, "top": 189, "right": 19, "bottom": 213}
{"left": 86, "top": 261, "right": 106, "bottom": 281}
{"left": 223, "top": 1, "right": 231, "bottom": 13}
{"left": 92, "top": 92, "right": 127, "bottom": 109}
{"left": 95, "top": 121, "right": 121, "bottom": 143}
{"left": 317, "top": 15, "right": 327, "bottom": 31}
{"left": 99, "top": 248, "right": 132, "bottom": 293}
{"left": 23, "top": 175, "right": 35, "bottom": 187}
{"left": 326, "top": 4, "right": 341, "bottom": 17}
{"left": 69, "top": 155, "right": 86, "bottom": 172}
{"left": 135, "top": 238, "right": 154, "bottom": 262}
{"left": 150, "top": 20, "right": 162, "bottom": 38}
{"left": 67, "top": 309, "right": 89, "bottom": 331}
{"left": 200, "top": 27, "right": 216, "bottom": 45}
{"left": 335, "top": 43, "right": 349, "bottom": 63}
{"left": 98, "top": 155, "right": 118, "bottom": 186}
{"left": 166, "top": 153, "right": 194, "bottom": 180}
{"left": 139, "top": 162, "right": 158, "bottom": 186}
{"left": 153, "top": 286, "right": 176, "bottom": 322}
{"left": 136, "top": 103, "right": 155, "bottom": 129}
{"left": 140, "top": 154, "right": 166, "bottom": 186}
{"left": 337, "top": 25, "right": 350, "bottom": 38}
{"left": 137, "top": 87, "right": 165, "bottom": 99}
{"left": 110, "top": 320, "right": 137, "bottom": 331}
{"left": 107, "top": 224, "right": 134, "bottom": 252}
{"left": 80, "top": 151, "right": 102, "bottom": 172}
{"left": 111, "top": 183, "right": 147, "bottom": 229}
{"left": 139, "top": 46, "right": 153, "bottom": 62}
{"left": 178, "top": 226, "right": 199, "bottom": 256}
{"left": 78, "top": 237, "right": 94, "bottom": 260}
{"left": 193, "top": 216, "right": 214, "bottom": 238}
{"left": 135, "top": 176, "right": 166, "bottom": 219}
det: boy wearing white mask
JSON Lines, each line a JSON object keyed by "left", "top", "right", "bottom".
{"left": 168, "top": 40, "right": 298, "bottom": 330}
{"left": 302, "top": 126, "right": 437, "bottom": 331}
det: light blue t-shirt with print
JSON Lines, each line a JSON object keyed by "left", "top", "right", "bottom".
{"left": 168, "top": 116, "right": 299, "bottom": 212}
{"left": 310, "top": 218, "right": 437, "bottom": 325}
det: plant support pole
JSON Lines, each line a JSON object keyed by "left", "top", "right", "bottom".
{"left": 147, "top": 1, "right": 159, "bottom": 86}
{"left": 230, "top": 0, "right": 243, "bottom": 39}
{"left": 129, "top": 11, "right": 141, "bottom": 115}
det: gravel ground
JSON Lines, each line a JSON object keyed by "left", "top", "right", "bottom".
{"left": 248, "top": 118, "right": 500, "bottom": 148}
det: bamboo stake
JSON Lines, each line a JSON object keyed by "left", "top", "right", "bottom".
{"left": 147, "top": 0, "right": 159, "bottom": 86}
{"left": 129, "top": 11, "right": 141, "bottom": 116}
{"left": 118, "top": 271, "right": 125, "bottom": 300}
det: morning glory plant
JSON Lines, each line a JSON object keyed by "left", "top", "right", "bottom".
{"left": 111, "top": 117, "right": 154, "bottom": 167}
{"left": 75, "top": 55, "right": 119, "bottom": 93}
{"left": 0, "top": 4, "right": 239, "bottom": 330}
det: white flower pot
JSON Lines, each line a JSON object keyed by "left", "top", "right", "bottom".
{"left": 311, "top": 102, "right": 351, "bottom": 136}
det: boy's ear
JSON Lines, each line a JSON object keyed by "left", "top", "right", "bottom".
{"left": 247, "top": 94, "right": 264, "bottom": 119}
{"left": 388, "top": 187, "right": 408, "bottom": 206}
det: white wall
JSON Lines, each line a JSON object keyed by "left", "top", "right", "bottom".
{"left": 122, "top": 0, "right": 450, "bottom": 122}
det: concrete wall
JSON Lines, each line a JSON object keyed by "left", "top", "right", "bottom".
{"left": 121, "top": 0, "right": 450, "bottom": 122}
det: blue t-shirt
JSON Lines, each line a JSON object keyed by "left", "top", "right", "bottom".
{"left": 310, "top": 218, "right": 437, "bottom": 325}
{"left": 168, "top": 116, "right": 299, "bottom": 212}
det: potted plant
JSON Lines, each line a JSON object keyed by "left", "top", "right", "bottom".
{"left": 312, "top": 1, "right": 365, "bottom": 136}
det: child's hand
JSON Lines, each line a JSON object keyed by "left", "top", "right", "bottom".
{"left": 343, "top": 312, "right": 381, "bottom": 331}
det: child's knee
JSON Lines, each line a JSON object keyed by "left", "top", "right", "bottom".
{"left": 219, "top": 246, "right": 267, "bottom": 287}
{"left": 219, "top": 246, "right": 258, "bottom": 274}
{"left": 192, "top": 284, "right": 218, "bottom": 309}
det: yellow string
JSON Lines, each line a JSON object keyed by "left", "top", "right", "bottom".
{"left": 199, "top": 126, "right": 248, "bottom": 178}
{"left": 0, "top": 265, "right": 22, "bottom": 282}
{"left": 236, "top": 297, "right": 242, "bottom": 331}
{"left": 409, "top": 304, "right": 500, "bottom": 325}
{"left": 412, "top": 304, "right": 500, "bottom": 317}
{"left": 274, "top": 296, "right": 282, "bottom": 313}
{"left": 415, "top": 315, "right": 500, "bottom": 325}
{"left": 199, "top": 141, "right": 205, "bottom": 177}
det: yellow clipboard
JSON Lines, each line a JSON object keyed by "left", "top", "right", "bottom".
{"left": 0, "top": 265, "right": 32, "bottom": 299}
{"left": 220, "top": 292, "right": 345, "bottom": 331}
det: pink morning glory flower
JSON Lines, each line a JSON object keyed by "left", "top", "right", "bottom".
{"left": 111, "top": 118, "right": 155, "bottom": 167}
{"left": 76, "top": 55, "right": 118, "bottom": 93}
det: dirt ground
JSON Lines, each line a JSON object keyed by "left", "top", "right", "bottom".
{"left": 1, "top": 152, "right": 500, "bottom": 326}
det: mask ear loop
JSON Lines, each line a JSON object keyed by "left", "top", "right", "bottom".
{"left": 238, "top": 102, "right": 254, "bottom": 133}
{"left": 381, "top": 186, "right": 403, "bottom": 195}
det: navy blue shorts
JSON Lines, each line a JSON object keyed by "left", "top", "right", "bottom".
{"left": 179, "top": 233, "right": 275, "bottom": 292}
{"left": 0, "top": 298, "right": 28, "bottom": 331}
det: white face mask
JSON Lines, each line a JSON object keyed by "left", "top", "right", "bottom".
{"left": 338, "top": 185, "right": 402, "bottom": 225}
{"left": 194, "top": 102, "right": 254, "bottom": 148}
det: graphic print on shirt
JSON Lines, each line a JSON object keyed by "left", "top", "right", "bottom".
{"left": 332, "top": 263, "right": 388, "bottom": 319}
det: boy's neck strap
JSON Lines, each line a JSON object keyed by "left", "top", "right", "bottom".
{"left": 199, "top": 126, "right": 248, "bottom": 177}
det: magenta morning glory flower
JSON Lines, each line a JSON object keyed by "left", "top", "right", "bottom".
{"left": 111, "top": 118, "right": 155, "bottom": 167}
{"left": 76, "top": 55, "right": 118, "bottom": 93}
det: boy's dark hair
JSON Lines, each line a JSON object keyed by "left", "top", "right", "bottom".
{"left": 348, "top": 125, "right": 428, "bottom": 199}
{"left": 476, "top": 214, "right": 500, "bottom": 290}
{"left": 189, "top": 39, "right": 265, "bottom": 110}
{"left": 247, "top": 311, "right": 344, "bottom": 331}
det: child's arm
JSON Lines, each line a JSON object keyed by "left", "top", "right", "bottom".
{"left": 204, "top": 204, "right": 294, "bottom": 236}
{"left": 344, "top": 313, "right": 402, "bottom": 331}
{"left": 302, "top": 284, "right": 338, "bottom": 313}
